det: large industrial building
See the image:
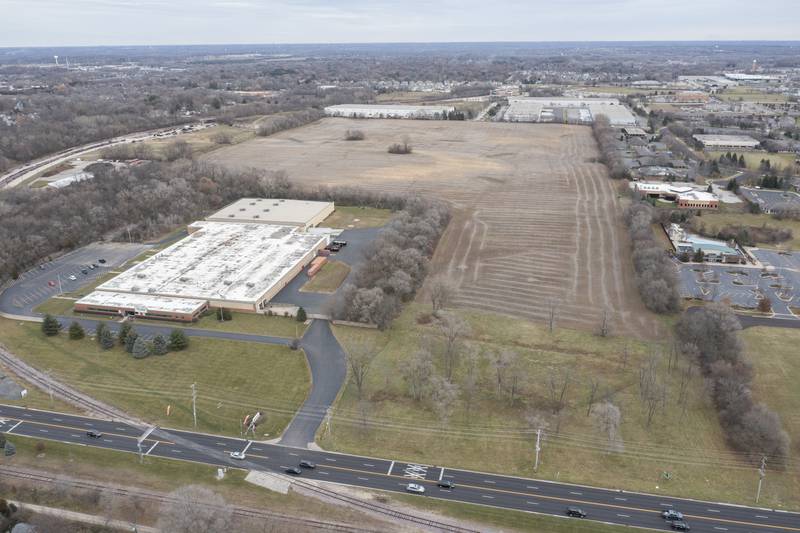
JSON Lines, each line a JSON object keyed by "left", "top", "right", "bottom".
{"left": 692, "top": 134, "right": 761, "bottom": 150}
{"left": 324, "top": 104, "right": 455, "bottom": 119}
{"left": 75, "top": 199, "right": 334, "bottom": 321}
{"left": 504, "top": 97, "right": 638, "bottom": 126}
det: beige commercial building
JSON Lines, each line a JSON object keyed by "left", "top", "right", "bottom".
{"left": 206, "top": 198, "right": 334, "bottom": 231}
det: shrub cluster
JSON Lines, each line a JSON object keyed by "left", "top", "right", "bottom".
{"left": 676, "top": 305, "right": 790, "bottom": 465}
{"left": 344, "top": 129, "right": 365, "bottom": 141}
{"left": 387, "top": 141, "right": 412, "bottom": 154}
{"left": 255, "top": 109, "right": 324, "bottom": 137}
{"left": 332, "top": 197, "right": 450, "bottom": 329}
{"left": 624, "top": 202, "right": 681, "bottom": 313}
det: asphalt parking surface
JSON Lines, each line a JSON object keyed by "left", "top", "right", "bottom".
{"left": 0, "top": 242, "right": 150, "bottom": 316}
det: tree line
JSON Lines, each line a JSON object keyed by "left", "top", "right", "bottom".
{"left": 624, "top": 202, "right": 681, "bottom": 313}
{"left": 591, "top": 114, "right": 630, "bottom": 180}
{"left": 676, "top": 305, "right": 790, "bottom": 466}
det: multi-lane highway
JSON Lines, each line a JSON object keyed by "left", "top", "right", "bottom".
{"left": 1, "top": 404, "right": 797, "bottom": 533}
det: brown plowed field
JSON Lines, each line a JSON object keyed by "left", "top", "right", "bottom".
{"left": 205, "top": 118, "right": 659, "bottom": 338}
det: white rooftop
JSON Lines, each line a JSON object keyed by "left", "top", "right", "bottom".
{"left": 693, "top": 134, "right": 760, "bottom": 147}
{"left": 77, "top": 291, "right": 207, "bottom": 314}
{"left": 98, "top": 221, "right": 326, "bottom": 304}
{"left": 207, "top": 198, "right": 333, "bottom": 226}
{"left": 325, "top": 104, "right": 454, "bottom": 113}
{"left": 679, "top": 191, "right": 718, "bottom": 202}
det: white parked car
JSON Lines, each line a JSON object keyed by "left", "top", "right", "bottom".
{"left": 405, "top": 483, "right": 425, "bottom": 494}
{"left": 68, "top": 275, "right": 77, "bottom": 281}
{"left": 229, "top": 451, "right": 246, "bottom": 460}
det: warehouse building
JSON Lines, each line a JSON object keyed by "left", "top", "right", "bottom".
{"left": 693, "top": 134, "right": 761, "bottom": 150}
{"left": 504, "top": 97, "right": 637, "bottom": 126}
{"left": 324, "top": 104, "right": 455, "bottom": 119}
{"left": 75, "top": 198, "right": 335, "bottom": 321}
{"left": 205, "top": 198, "right": 334, "bottom": 230}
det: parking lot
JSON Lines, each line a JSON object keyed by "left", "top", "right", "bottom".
{"left": 739, "top": 187, "right": 800, "bottom": 213}
{"left": 0, "top": 242, "right": 150, "bottom": 317}
{"left": 678, "top": 249, "right": 800, "bottom": 318}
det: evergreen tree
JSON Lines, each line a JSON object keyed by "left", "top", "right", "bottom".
{"left": 124, "top": 329, "right": 139, "bottom": 354}
{"left": 68, "top": 321, "right": 85, "bottom": 340}
{"left": 692, "top": 248, "right": 705, "bottom": 263}
{"left": 99, "top": 328, "right": 115, "bottom": 350}
{"left": 152, "top": 334, "right": 168, "bottom": 356}
{"left": 296, "top": 306, "right": 307, "bottom": 322}
{"left": 131, "top": 337, "right": 151, "bottom": 359}
{"left": 117, "top": 322, "right": 132, "bottom": 345}
{"left": 41, "top": 314, "right": 61, "bottom": 336}
{"left": 168, "top": 329, "right": 189, "bottom": 351}
{"left": 95, "top": 322, "right": 108, "bottom": 344}
{"left": 738, "top": 154, "right": 746, "bottom": 168}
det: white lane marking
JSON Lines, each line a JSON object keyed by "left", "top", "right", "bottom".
{"left": 357, "top": 477, "right": 369, "bottom": 481}
{"left": 53, "top": 418, "right": 62, "bottom": 422}
{"left": 242, "top": 441, "right": 253, "bottom": 454}
{"left": 482, "top": 495, "right": 494, "bottom": 499}
{"left": 526, "top": 485, "right": 539, "bottom": 490}
{"left": 484, "top": 480, "right": 495, "bottom": 484}
{"left": 387, "top": 461, "right": 394, "bottom": 475}
{"left": 707, "top": 509, "right": 720, "bottom": 513}
{"left": 289, "top": 452, "right": 298, "bottom": 456}
{"left": 22, "top": 413, "right": 31, "bottom": 417}
{"left": 171, "top": 449, "right": 182, "bottom": 453}
{"left": 755, "top": 515, "right": 769, "bottom": 519}
{"left": 319, "top": 471, "right": 329, "bottom": 475}
{"left": 325, "top": 457, "right": 337, "bottom": 462}
{"left": 660, "top": 503, "right": 672, "bottom": 507}
{"left": 102, "top": 439, "right": 113, "bottom": 443}
{"left": 617, "top": 514, "right": 630, "bottom": 518}
{"left": 527, "top": 501, "right": 539, "bottom": 505}
{"left": 569, "top": 491, "right": 582, "bottom": 495}
{"left": 363, "top": 463, "right": 375, "bottom": 467}
{"left": 614, "top": 497, "right": 627, "bottom": 501}
{"left": 39, "top": 429, "right": 48, "bottom": 433}
{"left": 215, "top": 442, "right": 227, "bottom": 446}
{"left": 439, "top": 468, "right": 445, "bottom": 481}
{"left": 146, "top": 442, "right": 159, "bottom": 455}
{"left": 84, "top": 422, "right": 93, "bottom": 426}
{"left": 714, "top": 528, "right": 728, "bottom": 531}
{"left": 115, "top": 427, "right": 127, "bottom": 431}
{"left": 6, "top": 421, "right": 23, "bottom": 433}
{"left": 70, "top": 434, "right": 80, "bottom": 438}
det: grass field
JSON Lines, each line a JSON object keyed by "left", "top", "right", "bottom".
{"left": 301, "top": 261, "right": 350, "bottom": 293}
{"left": 322, "top": 205, "right": 392, "bottom": 229}
{"left": 320, "top": 303, "right": 799, "bottom": 508}
{"left": 690, "top": 210, "right": 800, "bottom": 249}
{"left": 2, "top": 435, "right": 382, "bottom": 529}
{"left": 192, "top": 311, "right": 306, "bottom": 338}
{"left": 0, "top": 318, "right": 309, "bottom": 437}
{"left": 707, "top": 151, "right": 797, "bottom": 172}
{"left": 205, "top": 118, "right": 658, "bottom": 339}
{"left": 718, "top": 88, "right": 790, "bottom": 104}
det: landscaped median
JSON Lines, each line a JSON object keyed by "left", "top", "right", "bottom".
{"left": 0, "top": 318, "right": 310, "bottom": 437}
{"left": 321, "top": 303, "right": 800, "bottom": 509}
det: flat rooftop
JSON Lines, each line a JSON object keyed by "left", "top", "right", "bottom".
{"left": 98, "top": 221, "right": 326, "bottom": 304}
{"left": 325, "top": 104, "right": 454, "bottom": 113}
{"left": 207, "top": 198, "right": 333, "bottom": 226}
{"left": 693, "top": 134, "right": 760, "bottom": 146}
{"left": 76, "top": 291, "right": 207, "bottom": 314}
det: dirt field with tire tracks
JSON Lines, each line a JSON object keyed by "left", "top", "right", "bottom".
{"left": 205, "top": 118, "right": 659, "bottom": 338}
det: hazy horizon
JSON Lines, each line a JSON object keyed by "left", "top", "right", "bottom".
{"left": 3, "top": 0, "right": 799, "bottom": 48}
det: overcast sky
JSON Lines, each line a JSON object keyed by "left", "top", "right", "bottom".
{"left": 2, "top": 0, "right": 799, "bottom": 47}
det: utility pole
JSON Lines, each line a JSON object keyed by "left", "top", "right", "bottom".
{"left": 190, "top": 383, "right": 197, "bottom": 428}
{"left": 756, "top": 456, "right": 767, "bottom": 503}
{"left": 534, "top": 428, "right": 542, "bottom": 472}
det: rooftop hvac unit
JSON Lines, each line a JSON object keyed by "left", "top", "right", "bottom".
{"left": 263, "top": 208, "right": 270, "bottom": 212}
{"left": 239, "top": 207, "right": 246, "bottom": 211}
{"left": 136, "top": 273, "right": 146, "bottom": 279}
{"left": 179, "top": 277, "right": 189, "bottom": 282}
{"left": 147, "top": 287, "right": 156, "bottom": 293}
{"left": 273, "top": 202, "right": 279, "bottom": 206}
{"left": 246, "top": 282, "right": 255, "bottom": 288}
{"left": 223, "top": 280, "right": 232, "bottom": 285}
{"left": 131, "top": 285, "right": 140, "bottom": 292}
{"left": 249, "top": 202, "right": 256, "bottom": 206}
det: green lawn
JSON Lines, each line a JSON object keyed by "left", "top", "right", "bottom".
{"left": 192, "top": 311, "right": 306, "bottom": 338}
{"left": 718, "top": 88, "right": 789, "bottom": 104}
{"left": 691, "top": 210, "right": 800, "bottom": 249}
{"left": 322, "top": 206, "right": 392, "bottom": 229}
{"left": 707, "top": 151, "right": 797, "bottom": 172}
{"left": 0, "top": 318, "right": 310, "bottom": 437}
{"left": 301, "top": 260, "right": 350, "bottom": 293}
{"left": 321, "top": 303, "right": 799, "bottom": 508}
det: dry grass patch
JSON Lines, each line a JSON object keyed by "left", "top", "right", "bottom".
{"left": 300, "top": 261, "right": 350, "bottom": 294}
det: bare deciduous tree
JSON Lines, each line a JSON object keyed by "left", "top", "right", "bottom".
{"left": 401, "top": 345, "right": 434, "bottom": 401}
{"left": 590, "top": 401, "right": 624, "bottom": 453}
{"left": 586, "top": 378, "right": 601, "bottom": 416}
{"left": 429, "top": 375, "right": 459, "bottom": 425}
{"left": 157, "top": 485, "right": 233, "bottom": 533}
{"left": 461, "top": 345, "right": 483, "bottom": 416}
{"left": 438, "top": 312, "right": 470, "bottom": 381}
{"left": 429, "top": 276, "right": 457, "bottom": 316}
{"left": 547, "top": 298, "right": 559, "bottom": 333}
{"left": 346, "top": 340, "right": 378, "bottom": 400}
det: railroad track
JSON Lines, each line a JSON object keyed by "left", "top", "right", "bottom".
{"left": 1, "top": 466, "right": 377, "bottom": 533}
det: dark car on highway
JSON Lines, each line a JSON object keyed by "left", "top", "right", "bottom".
{"left": 98, "top": 258, "right": 107, "bottom": 264}
{"left": 565, "top": 506, "right": 586, "bottom": 518}
{"left": 86, "top": 431, "right": 103, "bottom": 439}
{"left": 671, "top": 521, "right": 691, "bottom": 531}
{"left": 437, "top": 480, "right": 454, "bottom": 489}
{"left": 285, "top": 467, "right": 302, "bottom": 475}
{"left": 299, "top": 460, "right": 316, "bottom": 469}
